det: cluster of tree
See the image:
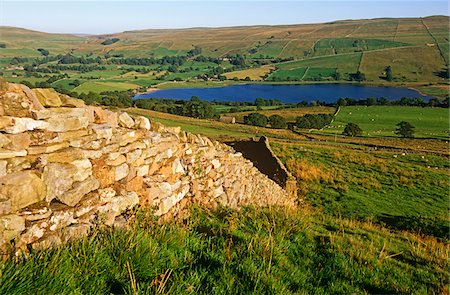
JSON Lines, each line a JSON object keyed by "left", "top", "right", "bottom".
{"left": 342, "top": 121, "right": 415, "bottom": 138}
{"left": 0, "top": 43, "right": 6, "bottom": 48}
{"left": 9, "top": 57, "right": 30, "bottom": 64}
{"left": 58, "top": 54, "right": 103, "bottom": 65}
{"left": 193, "top": 56, "right": 222, "bottom": 64}
{"left": 37, "top": 48, "right": 49, "bottom": 56}
{"left": 135, "top": 96, "right": 215, "bottom": 119}
{"left": 110, "top": 56, "right": 187, "bottom": 66}
{"left": 24, "top": 64, "right": 106, "bottom": 74}
{"left": 101, "top": 38, "right": 120, "bottom": 45}
{"left": 226, "top": 54, "right": 246, "bottom": 68}
{"left": 337, "top": 96, "right": 449, "bottom": 108}
{"left": 187, "top": 46, "right": 202, "bottom": 57}
{"left": 295, "top": 113, "right": 333, "bottom": 129}
{"left": 348, "top": 71, "right": 366, "bottom": 82}
{"left": 255, "top": 97, "right": 282, "bottom": 107}
{"left": 243, "top": 113, "right": 287, "bottom": 129}
{"left": 75, "top": 90, "right": 133, "bottom": 107}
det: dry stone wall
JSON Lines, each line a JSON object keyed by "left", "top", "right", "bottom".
{"left": 0, "top": 82, "right": 294, "bottom": 255}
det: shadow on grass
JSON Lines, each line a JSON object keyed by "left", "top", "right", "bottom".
{"left": 377, "top": 214, "right": 449, "bottom": 240}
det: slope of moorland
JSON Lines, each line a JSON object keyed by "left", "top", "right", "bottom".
{"left": 0, "top": 16, "right": 448, "bottom": 96}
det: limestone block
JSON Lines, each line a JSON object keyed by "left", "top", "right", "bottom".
{"left": 1, "top": 84, "right": 44, "bottom": 117}
{"left": 45, "top": 116, "right": 89, "bottom": 133}
{"left": 0, "top": 170, "right": 46, "bottom": 210}
{"left": 91, "top": 124, "right": 113, "bottom": 141}
{"left": 27, "top": 142, "right": 69, "bottom": 155}
{"left": 104, "top": 110, "right": 118, "bottom": 128}
{"left": 118, "top": 112, "right": 134, "bottom": 128}
{"left": 136, "top": 165, "right": 149, "bottom": 177}
{"left": 135, "top": 116, "right": 150, "bottom": 130}
{"left": 91, "top": 158, "right": 116, "bottom": 188}
{"left": 0, "top": 214, "right": 25, "bottom": 241}
{"left": 211, "top": 159, "right": 221, "bottom": 169}
{"left": 115, "top": 163, "right": 129, "bottom": 181}
{"left": 17, "top": 221, "right": 47, "bottom": 246}
{"left": 126, "top": 149, "right": 142, "bottom": 163}
{"left": 0, "top": 149, "right": 27, "bottom": 159}
{"left": 31, "top": 107, "right": 88, "bottom": 120}
{"left": 33, "top": 88, "right": 62, "bottom": 107}
{"left": 87, "top": 106, "right": 108, "bottom": 124}
{"left": 1, "top": 117, "right": 49, "bottom": 134}
{"left": 49, "top": 211, "right": 76, "bottom": 231}
{"left": 106, "top": 154, "right": 126, "bottom": 166}
{"left": 0, "top": 197, "right": 12, "bottom": 216}
{"left": 4, "top": 133, "right": 31, "bottom": 151}
{"left": 172, "top": 158, "right": 185, "bottom": 174}
{"left": 0, "top": 134, "right": 11, "bottom": 148}
{"left": 57, "top": 176, "right": 100, "bottom": 207}
{"left": 46, "top": 148, "right": 85, "bottom": 163}
{"left": 60, "top": 94, "right": 86, "bottom": 108}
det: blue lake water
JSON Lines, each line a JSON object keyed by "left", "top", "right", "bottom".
{"left": 134, "top": 84, "right": 430, "bottom": 103}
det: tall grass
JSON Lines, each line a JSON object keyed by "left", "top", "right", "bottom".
{"left": 0, "top": 205, "right": 448, "bottom": 294}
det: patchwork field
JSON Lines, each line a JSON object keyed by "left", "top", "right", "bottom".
{"left": 322, "top": 106, "right": 450, "bottom": 139}
{"left": 0, "top": 16, "right": 448, "bottom": 94}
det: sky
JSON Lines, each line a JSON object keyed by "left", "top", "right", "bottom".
{"left": 0, "top": 0, "right": 448, "bottom": 34}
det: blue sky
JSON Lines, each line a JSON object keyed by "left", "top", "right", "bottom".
{"left": 1, "top": 1, "right": 448, "bottom": 34}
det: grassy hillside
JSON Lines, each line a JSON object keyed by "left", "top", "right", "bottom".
{"left": 1, "top": 206, "right": 448, "bottom": 294}
{"left": 0, "top": 16, "right": 448, "bottom": 94}
{"left": 322, "top": 106, "right": 449, "bottom": 139}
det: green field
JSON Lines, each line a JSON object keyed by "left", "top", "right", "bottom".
{"left": 322, "top": 106, "right": 449, "bottom": 139}
{"left": 0, "top": 16, "right": 448, "bottom": 93}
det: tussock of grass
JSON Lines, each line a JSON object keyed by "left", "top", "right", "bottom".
{"left": 0, "top": 206, "right": 448, "bottom": 294}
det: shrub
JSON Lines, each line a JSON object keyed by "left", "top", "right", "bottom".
{"left": 395, "top": 121, "right": 415, "bottom": 138}
{"left": 243, "top": 113, "right": 268, "bottom": 127}
{"left": 342, "top": 122, "right": 362, "bottom": 137}
{"left": 268, "top": 115, "right": 287, "bottom": 129}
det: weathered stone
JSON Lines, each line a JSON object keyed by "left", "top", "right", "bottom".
{"left": 2, "top": 117, "right": 49, "bottom": 134}
{"left": 27, "top": 142, "right": 69, "bottom": 155}
{"left": 135, "top": 116, "right": 151, "bottom": 130}
{"left": 136, "top": 165, "right": 149, "bottom": 177}
{"left": 0, "top": 170, "right": 46, "bottom": 210}
{"left": 4, "top": 133, "right": 31, "bottom": 150}
{"left": 0, "top": 84, "right": 44, "bottom": 117}
{"left": 172, "top": 158, "right": 185, "bottom": 174}
{"left": 45, "top": 116, "right": 89, "bottom": 132}
{"left": 86, "top": 106, "right": 108, "bottom": 124}
{"left": 212, "top": 159, "right": 221, "bottom": 169}
{"left": 0, "top": 116, "right": 14, "bottom": 130}
{"left": 31, "top": 107, "right": 87, "bottom": 120}
{"left": 20, "top": 207, "right": 52, "bottom": 221}
{"left": 58, "top": 176, "right": 100, "bottom": 207}
{"left": 0, "top": 215, "right": 25, "bottom": 240}
{"left": 115, "top": 163, "right": 129, "bottom": 181}
{"left": 0, "top": 133, "right": 11, "bottom": 148}
{"left": 104, "top": 110, "right": 118, "bottom": 128}
{"left": 126, "top": 149, "right": 142, "bottom": 163}
{"left": 33, "top": 88, "right": 62, "bottom": 107}
{"left": 60, "top": 94, "right": 86, "bottom": 108}
{"left": 0, "top": 198, "right": 12, "bottom": 215}
{"left": 61, "top": 224, "right": 91, "bottom": 243}
{"left": 118, "top": 112, "right": 134, "bottom": 128}
{"left": 91, "top": 158, "right": 115, "bottom": 188}
{"left": 106, "top": 154, "right": 126, "bottom": 166}
{"left": 0, "top": 148, "right": 27, "bottom": 159}
{"left": 46, "top": 148, "right": 85, "bottom": 163}
{"left": 125, "top": 176, "right": 143, "bottom": 192}
{"left": 49, "top": 211, "right": 76, "bottom": 231}
{"left": 92, "top": 124, "right": 113, "bottom": 141}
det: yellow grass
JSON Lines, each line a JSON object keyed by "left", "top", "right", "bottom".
{"left": 223, "top": 65, "right": 275, "bottom": 81}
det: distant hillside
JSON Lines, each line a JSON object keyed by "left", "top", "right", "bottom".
{"left": 0, "top": 16, "right": 448, "bottom": 94}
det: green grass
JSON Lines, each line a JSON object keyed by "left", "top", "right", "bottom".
{"left": 314, "top": 38, "right": 408, "bottom": 56}
{"left": 303, "top": 67, "right": 336, "bottom": 79}
{"left": 269, "top": 67, "right": 307, "bottom": 80}
{"left": 322, "top": 106, "right": 450, "bottom": 139}
{"left": 0, "top": 206, "right": 447, "bottom": 294}
{"left": 276, "top": 53, "right": 362, "bottom": 77}
{"left": 271, "top": 141, "right": 449, "bottom": 238}
{"left": 73, "top": 81, "right": 139, "bottom": 93}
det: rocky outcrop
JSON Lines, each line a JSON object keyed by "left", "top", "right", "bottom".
{"left": 0, "top": 82, "right": 294, "bottom": 256}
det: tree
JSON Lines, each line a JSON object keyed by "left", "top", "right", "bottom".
{"left": 349, "top": 71, "right": 365, "bottom": 82}
{"left": 395, "top": 121, "right": 415, "bottom": 138}
{"left": 342, "top": 122, "right": 362, "bottom": 137}
{"left": 385, "top": 65, "right": 393, "bottom": 81}
{"left": 243, "top": 113, "right": 268, "bottom": 127}
{"left": 268, "top": 115, "right": 287, "bottom": 129}
{"left": 37, "top": 48, "right": 49, "bottom": 56}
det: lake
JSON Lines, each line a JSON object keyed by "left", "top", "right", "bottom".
{"left": 134, "top": 84, "right": 430, "bottom": 103}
